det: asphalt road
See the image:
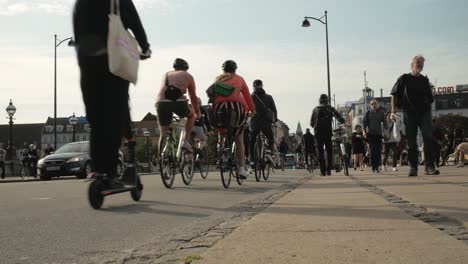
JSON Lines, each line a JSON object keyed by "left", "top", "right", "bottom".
{"left": 0, "top": 169, "right": 310, "bottom": 264}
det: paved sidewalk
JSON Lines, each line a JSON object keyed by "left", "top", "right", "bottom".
{"left": 192, "top": 167, "right": 468, "bottom": 264}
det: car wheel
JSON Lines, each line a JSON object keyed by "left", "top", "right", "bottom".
{"left": 77, "top": 162, "right": 92, "bottom": 179}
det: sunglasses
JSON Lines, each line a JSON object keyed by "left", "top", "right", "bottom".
{"left": 370, "top": 103, "right": 376, "bottom": 105}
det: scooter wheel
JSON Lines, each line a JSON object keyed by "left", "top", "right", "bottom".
{"left": 130, "top": 178, "right": 143, "bottom": 201}
{"left": 88, "top": 180, "right": 105, "bottom": 209}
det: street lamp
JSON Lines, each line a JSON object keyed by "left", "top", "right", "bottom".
{"left": 143, "top": 130, "right": 151, "bottom": 172}
{"left": 5, "top": 99, "right": 16, "bottom": 157}
{"left": 54, "top": 34, "right": 75, "bottom": 150}
{"left": 69, "top": 113, "right": 78, "bottom": 142}
{"left": 302, "top": 11, "right": 331, "bottom": 100}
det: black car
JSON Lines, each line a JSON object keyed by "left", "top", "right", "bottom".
{"left": 37, "top": 141, "right": 123, "bottom": 181}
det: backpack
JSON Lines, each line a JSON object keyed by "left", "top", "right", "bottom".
{"left": 164, "top": 73, "right": 183, "bottom": 101}
{"left": 315, "top": 106, "right": 333, "bottom": 129}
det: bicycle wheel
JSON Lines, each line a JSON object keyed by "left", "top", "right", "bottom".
{"left": 219, "top": 135, "right": 231, "bottom": 189}
{"left": 199, "top": 148, "right": 209, "bottom": 179}
{"left": 253, "top": 141, "right": 262, "bottom": 182}
{"left": 181, "top": 151, "right": 195, "bottom": 185}
{"left": 160, "top": 136, "right": 176, "bottom": 189}
{"left": 88, "top": 180, "right": 105, "bottom": 210}
{"left": 262, "top": 162, "right": 271, "bottom": 181}
{"left": 233, "top": 143, "right": 244, "bottom": 185}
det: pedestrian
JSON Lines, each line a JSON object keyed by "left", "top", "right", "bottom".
{"left": 390, "top": 54, "right": 439, "bottom": 176}
{"left": 363, "top": 99, "right": 387, "bottom": 173}
{"left": 303, "top": 128, "right": 316, "bottom": 169}
{"left": 0, "top": 143, "right": 6, "bottom": 179}
{"left": 310, "top": 94, "right": 345, "bottom": 176}
{"left": 27, "top": 144, "right": 39, "bottom": 177}
{"left": 382, "top": 112, "right": 399, "bottom": 172}
{"left": 455, "top": 140, "right": 468, "bottom": 168}
{"left": 351, "top": 125, "right": 365, "bottom": 171}
{"left": 73, "top": 0, "right": 151, "bottom": 186}
{"left": 43, "top": 144, "right": 54, "bottom": 157}
{"left": 279, "top": 137, "right": 288, "bottom": 170}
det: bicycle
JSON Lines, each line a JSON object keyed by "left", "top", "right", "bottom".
{"left": 333, "top": 126, "right": 350, "bottom": 176}
{"left": 304, "top": 151, "right": 317, "bottom": 174}
{"left": 159, "top": 116, "right": 195, "bottom": 188}
{"left": 192, "top": 135, "right": 210, "bottom": 179}
{"left": 216, "top": 115, "right": 245, "bottom": 189}
{"left": 253, "top": 131, "right": 272, "bottom": 182}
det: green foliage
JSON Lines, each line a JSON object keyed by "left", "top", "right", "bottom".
{"left": 434, "top": 114, "right": 468, "bottom": 134}
{"left": 135, "top": 137, "right": 158, "bottom": 162}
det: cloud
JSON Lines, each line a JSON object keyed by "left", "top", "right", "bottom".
{"left": 0, "top": 0, "right": 171, "bottom": 16}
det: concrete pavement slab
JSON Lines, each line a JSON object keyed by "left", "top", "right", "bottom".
{"left": 193, "top": 174, "right": 468, "bottom": 264}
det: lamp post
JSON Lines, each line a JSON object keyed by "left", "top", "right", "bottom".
{"left": 69, "top": 113, "right": 78, "bottom": 142}
{"left": 144, "top": 130, "right": 151, "bottom": 172}
{"left": 54, "top": 34, "right": 75, "bottom": 150}
{"left": 302, "top": 10, "right": 331, "bottom": 99}
{"left": 5, "top": 99, "right": 16, "bottom": 158}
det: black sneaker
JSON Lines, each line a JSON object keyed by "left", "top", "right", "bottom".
{"left": 327, "top": 170, "right": 331, "bottom": 176}
{"left": 425, "top": 167, "right": 440, "bottom": 175}
{"left": 408, "top": 169, "right": 418, "bottom": 177}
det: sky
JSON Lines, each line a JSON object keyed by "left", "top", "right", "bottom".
{"left": 1, "top": 0, "right": 468, "bottom": 132}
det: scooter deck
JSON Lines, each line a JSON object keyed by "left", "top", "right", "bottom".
{"left": 101, "top": 185, "right": 138, "bottom": 196}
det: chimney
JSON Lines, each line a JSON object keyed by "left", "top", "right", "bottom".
{"left": 380, "top": 89, "right": 383, "bottom": 98}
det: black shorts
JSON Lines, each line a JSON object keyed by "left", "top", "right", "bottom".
{"left": 156, "top": 101, "right": 191, "bottom": 126}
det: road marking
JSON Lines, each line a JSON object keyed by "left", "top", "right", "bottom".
{"left": 31, "top": 197, "right": 51, "bottom": 200}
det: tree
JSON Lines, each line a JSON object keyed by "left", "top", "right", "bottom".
{"left": 434, "top": 114, "right": 468, "bottom": 134}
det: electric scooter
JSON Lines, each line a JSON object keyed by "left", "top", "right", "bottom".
{"left": 87, "top": 140, "right": 143, "bottom": 209}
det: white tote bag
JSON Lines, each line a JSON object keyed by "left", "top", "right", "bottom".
{"left": 108, "top": 0, "right": 139, "bottom": 84}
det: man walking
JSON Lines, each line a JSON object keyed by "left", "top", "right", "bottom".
{"left": 390, "top": 55, "right": 439, "bottom": 176}
{"left": 363, "top": 99, "right": 387, "bottom": 173}
{"left": 303, "top": 128, "right": 316, "bottom": 169}
{"left": 311, "top": 94, "right": 345, "bottom": 176}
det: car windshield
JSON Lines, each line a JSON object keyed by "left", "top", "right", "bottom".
{"left": 55, "top": 142, "right": 89, "bottom": 154}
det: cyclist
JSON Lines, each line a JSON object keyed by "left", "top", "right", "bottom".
{"left": 156, "top": 58, "right": 201, "bottom": 153}
{"left": 311, "top": 94, "right": 345, "bottom": 176}
{"left": 207, "top": 60, "right": 255, "bottom": 179}
{"left": 279, "top": 137, "right": 289, "bottom": 170}
{"left": 191, "top": 97, "right": 210, "bottom": 151}
{"left": 248, "top": 79, "right": 277, "bottom": 167}
{"left": 303, "top": 128, "right": 316, "bottom": 169}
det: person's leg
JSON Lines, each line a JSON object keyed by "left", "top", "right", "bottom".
{"left": 100, "top": 71, "right": 130, "bottom": 177}
{"left": 325, "top": 138, "right": 333, "bottom": 174}
{"left": 419, "top": 111, "right": 437, "bottom": 173}
{"left": 316, "top": 137, "right": 326, "bottom": 175}
{"left": 353, "top": 154, "right": 358, "bottom": 169}
{"left": 156, "top": 102, "right": 172, "bottom": 153}
{"left": 391, "top": 143, "right": 398, "bottom": 168}
{"left": 376, "top": 136, "right": 383, "bottom": 170}
{"left": 368, "top": 135, "right": 377, "bottom": 170}
{"left": 432, "top": 140, "right": 440, "bottom": 167}
{"left": 79, "top": 55, "right": 107, "bottom": 175}
{"left": 383, "top": 143, "right": 391, "bottom": 168}
{"left": 404, "top": 112, "right": 419, "bottom": 173}
{"left": 236, "top": 129, "right": 248, "bottom": 177}
{"left": 359, "top": 154, "right": 364, "bottom": 170}
{"left": 262, "top": 126, "right": 274, "bottom": 152}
